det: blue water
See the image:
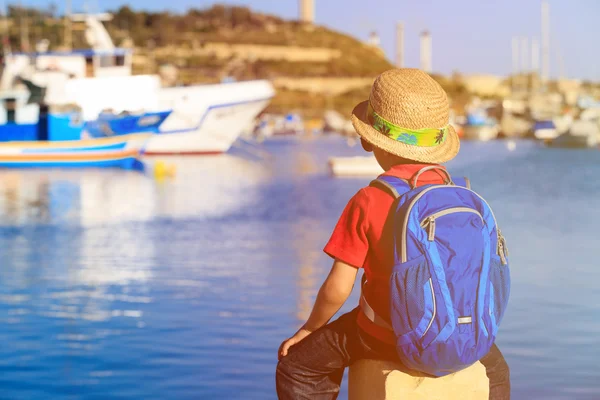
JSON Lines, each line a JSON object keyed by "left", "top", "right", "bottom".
{"left": 0, "top": 136, "right": 598, "bottom": 399}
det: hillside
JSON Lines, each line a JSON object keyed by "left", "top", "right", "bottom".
{"left": 2, "top": 5, "right": 597, "bottom": 120}
{"left": 1, "top": 4, "right": 394, "bottom": 118}
{"left": 106, "top": 5, "right": 394, "bottom": 117}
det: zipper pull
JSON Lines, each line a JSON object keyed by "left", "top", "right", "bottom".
{"left": 427, "top": 217, "right": 436, "bottom": 241}
{"left": 497, "top": 230, "right": 508, "bottom": 265}
{"left": 498, "top": 241, "right": 507, "bottom": 265}
{"left": 501, "top": 235, "right": 509, "bottom": 258}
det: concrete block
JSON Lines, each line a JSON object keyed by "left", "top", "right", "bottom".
{"left": 348, "top": 359, "right": 489, "bottom": 400}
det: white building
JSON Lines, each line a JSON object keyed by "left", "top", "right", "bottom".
{"left": 420, "top": 30, "right": 432, "bottom": 73}
{"left": 299, "top": 0, "right": 315, "bottom": 24}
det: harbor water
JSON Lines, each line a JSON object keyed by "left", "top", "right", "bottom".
{"left": 0, "top": 136, "right": 598, "bottom": 399}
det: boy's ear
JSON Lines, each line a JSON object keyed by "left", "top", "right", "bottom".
{"left": 360, "top": 138, "right": 373, "bottom": 152}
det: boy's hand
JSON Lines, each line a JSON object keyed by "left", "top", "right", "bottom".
{"left": 278, "top": 327, "right": 312, "bottom": 360}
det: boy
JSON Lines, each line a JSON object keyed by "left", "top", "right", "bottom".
{"left": 276, "top": 69, "right": 510, "bottom": 400}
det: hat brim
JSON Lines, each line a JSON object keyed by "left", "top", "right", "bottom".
{"left": 351, "top": 100, "right": 460, "bottom": 164}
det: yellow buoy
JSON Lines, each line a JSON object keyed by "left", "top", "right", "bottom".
{"left": 154, "top": 161, "right": 176, "bottom": 179}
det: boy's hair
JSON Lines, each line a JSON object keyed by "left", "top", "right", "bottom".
{"left": 370, "top": 142, "right": 435, "bottom": 166}
{"left": 386, "top": 153, "right": 423, "bottom": 166}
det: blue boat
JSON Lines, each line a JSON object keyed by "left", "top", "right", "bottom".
{"left": 0, "top": 113, "right": 149, "bottom": 169}
{"left": 533, "top": 120, "right": 558, "bottom": 140}
{"left": 0, "top": 13, "right": 274, "bottom": 160}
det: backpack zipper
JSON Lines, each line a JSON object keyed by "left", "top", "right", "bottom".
{"left": 497, "top": 229, "right": 508, "bottom": 265}
{"left": 401, "top": 185, "right": 503, "bottom": 263}
{"left": 420, "top": 207, "right": 484, "bottom": 241}
{"left": 422, "top": 278, "right": 436, "bottom": 337}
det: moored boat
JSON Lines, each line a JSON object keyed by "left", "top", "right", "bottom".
{"left": 462, "top": 101, "right": 499, "bottom": 141}
{"left": 548, "top": 119, "right": 600, "bottom": 149}
{"left": 328, "top": 156, "right": 383, "bottom": 176}
{"left": 0, "top": 13, "right": 274, "bottom": 156}
{"left": 0, "top": 114, "right": 148, "bottom": 169}
{"left": 533, "top": 120, "right": 558, "bottom": 141}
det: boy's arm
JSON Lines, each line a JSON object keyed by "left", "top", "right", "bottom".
{"left": 303, "top": 259, "right": 358, "bottom": 331}
{"left": 279, "top": 259, "right": 358, "bottom": 359}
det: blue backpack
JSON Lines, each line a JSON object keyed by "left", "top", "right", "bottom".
{"left": 360, "top": 166, "right": 510, "bottom": 377}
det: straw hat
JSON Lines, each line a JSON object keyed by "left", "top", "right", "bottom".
{"left": 351, "top": 68, "right": 459, "bottom": 163}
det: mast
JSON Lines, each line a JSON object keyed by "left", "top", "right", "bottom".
{"left": 18, "top": 0, "right": 29, "bottom": 52}
{"left": 511, "top": 36, "right": 519, "bottom": 92}
{"left": 64, "top": 0, "right": 72, "bottom": 50}
{"left": 520, "top": 37, "right": 529, "bottom": 92}
{"left": 1, "top": 1, "right": 10, "bottom": 56}
{"left": 531, "top": 38, "right": 539, "bottom": 92}
{"left": 541, "top": 0, "right": 550, "bottom": 85}
{"left": 395, "top": 22, "right": 404, "bottom": 68}
{"left": 420, "top": 30, "right": 432, "bottom": 73}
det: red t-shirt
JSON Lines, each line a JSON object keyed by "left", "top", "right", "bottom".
{"left": 324, "top": 163, "right": 448, "bottom": 344}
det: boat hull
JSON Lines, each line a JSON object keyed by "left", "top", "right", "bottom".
{"left": 0, "top": 134, "right": 148, "bottom": 169}
{"left": 65, "top": 78, "right": 274, "bottom": 155}
{"left": 145, "top": 98, "right": 271, "bottom": 155}
{"left": 462, "top": 125, "right": 499, "bottom": 141}
{"left": 328, "top": 156, "right": 383, "bottom": 177}
{"left": 146, "top": 82, "right": 273, "bottom": 155}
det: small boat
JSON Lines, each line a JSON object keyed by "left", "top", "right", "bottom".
{"left": 548, "top": 120, "right": 600, "bottom": 149}
{"left": 254, "top": 113, "right": 305, "bottom": 139}
{"left": 533, "top": 120, "right": 558, "bottom": 141}
{"left": 323, "top": 110, "right": 354, "bottom": 136}
{"left": 462, "top": 104, "right": 499, "bottom": 141}
{"left": 0, "top": 114, "right": 148, "bottom": 169}
{"left": 462, "top": 123, "right": 499, "bottom": 141}
{"left": 328, "top": 156, "right": 383, "bottom": 177}
{"left": 500, "top": 112, "right": 531, "bottom": 138}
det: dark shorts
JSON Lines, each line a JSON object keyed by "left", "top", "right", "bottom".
{"left": 276, "top": 308, "right": 510, "bottom": 400}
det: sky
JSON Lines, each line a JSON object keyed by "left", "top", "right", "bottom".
{"left": 26, "top": 0, "right": 600, "bottom": 81}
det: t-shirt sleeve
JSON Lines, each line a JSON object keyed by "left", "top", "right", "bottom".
{"left": 323, "top": 189, "right": 370, "bottom": 269}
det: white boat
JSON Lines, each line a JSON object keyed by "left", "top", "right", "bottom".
{"left": 462, "top": 125, "right": 499, "bottom": 141}
{"left": 549, "top": 119, "right": 600, "bottom": 148}
{"left": 0, "top": 13, "right": 275, "bottom": 155}
{"left": 254, "top": 112, "right": 304, "bottom": 139}
{"left": 323, "top": 110, "right": 354, "bottom": 135}
{"left": 462, "top": 100, "right": 499, "bottom": 141}
{"left": 328, "top": 156, "right": 383, "bottom": 177}
{"left": 500, "top": 112, "right": 531, "bottom": 138}
{"left": 533, "top": 120, "right": 558, "bottom": 141}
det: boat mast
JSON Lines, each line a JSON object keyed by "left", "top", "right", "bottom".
{"left": 64, "top": 0, "right": 72, "bottom": 50}
{"left": 18, "top": 0, "right": 29, "bottom": 52}
{"left": 541, "top": 0, "right": 550, "bottom": 88}
{"left": 511, "top": 36, "right": 520, "bottom": 93}
{"left": 1, "top": 1, "right": 10, "bottom": 56}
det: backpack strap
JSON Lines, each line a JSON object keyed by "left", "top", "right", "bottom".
{"left": 369, "top": 175, "right": 411, "bottom": 199}
{"left": 360, "top": 275, "right": 393, "bottom": 330}
{"left": 362, "top": 176, "right": 410, "bottom": 331}
{"left": 453, "top": 176, "right": 471, "bottom": 189}
{"left": 410, "top": 166, "right": 453, "bottom": 189}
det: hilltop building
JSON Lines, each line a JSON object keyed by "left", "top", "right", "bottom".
{"left": 299, "top": 0, "right": 315, "bottom": 24}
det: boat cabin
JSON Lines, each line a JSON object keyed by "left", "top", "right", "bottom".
{"left": 2, "top": 48, "right": 132, "bottom": 82}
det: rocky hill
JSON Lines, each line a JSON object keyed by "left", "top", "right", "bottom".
{"left": 107, "top": 5, "right": 394, "bottom": 117}
{"left": 1, "top": 4, "right": 395, "bottom": 118}
{"left": 2, "top": 5, "right": 597, "bottom": 119}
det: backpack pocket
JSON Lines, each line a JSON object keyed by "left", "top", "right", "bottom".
{"left": 390, "top": 255, "right": 436, "bottom": 340}
{"left": 488, "top": 255, "right": 511, "bottom": 336}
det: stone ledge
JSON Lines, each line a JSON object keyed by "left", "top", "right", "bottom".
{"left": 348, "top": 359, "right": 489, "bottom": 400}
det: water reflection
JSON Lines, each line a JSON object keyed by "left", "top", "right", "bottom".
{"left": 293, "top": 220, "right": 321, "bottom": 322}
{"left": 0, "top": 138, "right": 597, "bottom": 399}
{"left": 0, "top": 153, "right": 277, "bottom": 398}
{"left": 0, "top": 155, "right": 270, "bottom": 226}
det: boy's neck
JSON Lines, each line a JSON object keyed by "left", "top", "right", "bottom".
{"left": 389, "top": 160, "right": 436, "bottom": 166}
